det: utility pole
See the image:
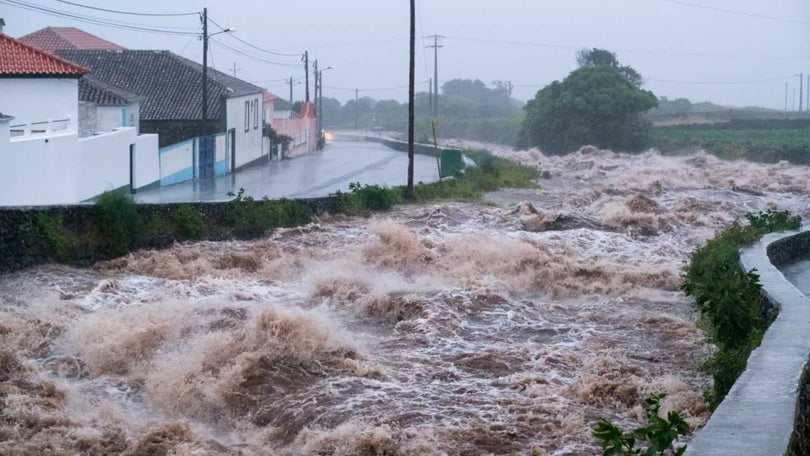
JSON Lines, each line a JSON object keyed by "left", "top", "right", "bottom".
{"left": 785, "top": 82, "right": 788, "bottom": 111}
{"left": 231, "top": 61, "right": 239, "bottom": 77}
{"left": 313, "top": 59, "right": 319, "bottom": 132}
{"left": 287, "top": 77, "right": 295, "bottom": 105}
{"left": 407, "top": 0, "right": 415, "bottom": 194}
{"left": 355, "top": 88, "right": 359, "bottom": 131}
{"left": 303, "top": 51, "right": 309, "bottom": 103}
{"left": 798, "top": 74, "right": 804, "bottom": 112}
{"left": 201, "top": 7, "right": 208, "bottom": 136}
{"left": 428, "top": 78, "right": 432, "bottom": 116}
{"left": 426, "top": 34, "right": 443, "bottom": 119}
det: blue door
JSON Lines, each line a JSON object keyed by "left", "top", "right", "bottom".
{"left": 198, "top": 135, "right": 215, "bottom": 178}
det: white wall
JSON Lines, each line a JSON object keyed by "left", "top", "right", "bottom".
{"left": 96, "top": 102, "right": 141, "bottom": 134}
{"left": 0, "top": 78, "right": 79, "bottom": 132}
{"left": 76, "top": 128, "right": 136, "bottom": 200}
{"left": 0, "top": 121, "right": 9, "bottom": 145}
{"left": 134, "top": 133, "right": 159, "bottom": 189}
{"left": 1, "top": 132, "right": 79, "bottom": 205}
{"left": 0, "top": 128, "right": 159, "bottom": 206}
{"left": 226, "top": 93, "right": 264, "bottom": 168}
{"left": 159, "top": 139, "right": 194, "bottom": 186}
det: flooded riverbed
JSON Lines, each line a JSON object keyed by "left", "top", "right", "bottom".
{"left": 2, "top": 147, "right": 809, "bottom": 455}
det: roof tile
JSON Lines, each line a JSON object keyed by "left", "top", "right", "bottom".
{"left": 0, "top": 33, "right": 90, "bottom": 76}
{"left": 57, "top": 49, "right": 263, "bottom": 121}
{"left": 19, "top": 27, "right": 124, "bottom": 54}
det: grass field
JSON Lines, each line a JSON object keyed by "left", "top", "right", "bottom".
{"left": 652, "top": 124, "right": 810, "bottom": 164}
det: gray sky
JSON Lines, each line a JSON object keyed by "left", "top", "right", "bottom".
{"left": 3, "top": 0, "right": 809, "bottom": 109}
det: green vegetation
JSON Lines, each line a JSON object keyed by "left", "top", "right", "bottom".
{"left": 35, "top": 213, "right": 68, "bottom": 262}
{"left": 330, "top": 150, "right": 539, "bottom": 214}
{"left": 594, "top": 394, "right": 689, "bottom": 456}
{"left": 225, "top": 188, "right": 312, "bottom": 239}
{"left": 519, "top": 49, "right": 658, "bottom": 154}
{"left": 1, "top": 149, "right": 539, "bottom": 273}
{"left": 94, "top": 190, "right": 141, "bottom": 256}
{"left": 173, "top": 204, "right": 205, "bottom": 239}
{"left": 652, "top": 122, "right": 810, "bottom": 164}
{"left": 683, "top": 209, "right": 801, "bottom": 409}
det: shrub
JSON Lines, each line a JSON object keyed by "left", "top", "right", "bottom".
{"left": 225, "top": 189, "right": 312, "bottom": 238}
{"left": 683, "top": 210, "right": 801, "bottom": 409}
{"left": 94, "top": 191, "right": 140, "bottom": 256}
{"left": 173, "top": 204, "right": 205, "bottom": 239}
{"left": 345, "top": 182, "right": 397, "bottom": 212}
{"left": 594, "top": 393, "right": 689, "bottom": 456}
{"left": 35, "top": 213, "right": 68, "bottom": 262}
{"left": 746, "top": 208, "right": 801, "bottom": 233}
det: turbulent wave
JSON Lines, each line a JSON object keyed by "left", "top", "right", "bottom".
{"left": 2, "top": 146, "right": 809, "bottom": 455}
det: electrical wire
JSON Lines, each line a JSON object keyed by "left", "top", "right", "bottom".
{"left": 445, "top": 35, "right": 810, "bottom": 62}
{"left": 53, "top": 0, "right": 197, "bottom": 17}
{"left": 646, "top": 75, "right": 795, "bottom": 85}
{"left": 0, "top": 0, "right": 198, "bottom": 35}
{"left": 657, "top": 0, "right": 810, "bottom": 26}
{"left": 207, "top": 16, "right": 303, "bottom": 58}
{"left": 209, "top": 38, "right": 302, "bottom": 67}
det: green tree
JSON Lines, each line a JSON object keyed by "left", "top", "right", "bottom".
{"left": 519, "top": 59, "right": 657, "bottom": 154}
{"left": 577, "top": 48, "right": 643, "bottom": 86}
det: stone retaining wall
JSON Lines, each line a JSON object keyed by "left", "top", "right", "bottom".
{"left": 0, "top": 197, "right": 335, "bottom": 274}
{"left": 685, "top": 229, "right": 810, "bottom": 456}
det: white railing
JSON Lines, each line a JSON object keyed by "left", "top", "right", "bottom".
{"left": 9, "top": 118, "right": 71, "bottom": 137}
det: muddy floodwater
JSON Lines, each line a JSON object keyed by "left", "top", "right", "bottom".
{"left": 2, "top": 147, "right": 810, "bottom": 455}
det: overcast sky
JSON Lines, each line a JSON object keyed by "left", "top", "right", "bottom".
{"left": 3, "top": 0, "right": 809, "bottom": 109}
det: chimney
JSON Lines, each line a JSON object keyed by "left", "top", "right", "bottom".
{"left": 0, "top": 19, "right": 5, "bottom": 34}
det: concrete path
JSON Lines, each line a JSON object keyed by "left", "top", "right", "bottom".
{"left": 134, "top": 140, "right": 440, "bottom": 203}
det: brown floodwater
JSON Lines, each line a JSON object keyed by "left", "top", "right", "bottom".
{"left": 2, "top": 146, "right": 809, "bottom": 455}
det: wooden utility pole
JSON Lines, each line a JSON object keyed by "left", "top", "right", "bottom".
{"left": 201, "top": 7, "right": 208, "bottom": 136}
{"left": 407, "top": 0, "right": 415, "bottom": 194}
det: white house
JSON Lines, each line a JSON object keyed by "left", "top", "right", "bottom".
{"left": 57, "top": 49, "right": 266, "bottom": 184}
{"left": 0, "top": 33, "right": 159, "bottom": 206}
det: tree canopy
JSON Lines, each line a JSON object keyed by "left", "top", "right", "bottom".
{"left": 576, "top": 48, "right": 643, "bottom": 86}
{"left": 519, "top": 56, "right": 657, "bottom": 154}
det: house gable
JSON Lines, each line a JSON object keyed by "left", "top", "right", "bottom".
{"left": 0, "top": 33, "right": 90, "bottom": 77}
{"left": 19, "top": 27, "right": 124, "bottom": 54}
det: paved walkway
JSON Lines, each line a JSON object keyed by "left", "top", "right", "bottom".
{"left": 135, "top": 140, "right": 440, "bottom": 203}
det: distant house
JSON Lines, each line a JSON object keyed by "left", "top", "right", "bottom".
{"left": 19, "top": 26, "right": 124, "bottom": 54}
{"left": 263, "top": 91, "right": 279, "bottom": 122}
{"left": 57, "top": 50, "right": 266, "bottom": 172}
{"left": 79, "top": 75, "right": 143, "bottom": 137}
{"left": 0, "top": 33, "right": 158, "bottom": 205}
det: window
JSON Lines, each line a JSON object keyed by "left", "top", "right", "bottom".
{"left": 254, "top": 98, "right": 259, "bottom": 129}
{"left": 244, "top": 100, "right": 250, "bottom": 132}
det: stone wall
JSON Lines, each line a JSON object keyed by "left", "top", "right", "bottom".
{"left": 0, "top": 197, "right": 337, "bottom": 274}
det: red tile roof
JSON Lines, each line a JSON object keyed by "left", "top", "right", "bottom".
{"left": 263, "top": 90, "right": 280, "bottom": 103}
{"left": 0, "top": 34, "right": 90, "bottom": 76}
{"left": 19, "top": 27, "right": 124, "bottom": 54}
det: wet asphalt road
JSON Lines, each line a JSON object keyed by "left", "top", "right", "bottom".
{"left": 135, "top": 140, "right": 440, "bottom": 203}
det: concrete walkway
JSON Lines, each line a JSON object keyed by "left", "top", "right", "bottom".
{"left": 685, "top": 230, "right": 810, "bottom": 456}
{"left": 134, "top": 140, "right": 440, "bottom": 203}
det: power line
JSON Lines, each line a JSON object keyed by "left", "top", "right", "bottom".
{"left": 0, "top": 0, "right": 198, "bottom": 35}
{"left": 646, "top": 75, "right": 795, "bottom": 85}
{"left": 445, "top": 35, "right": 809, "bottom": 62}
{"left": 53, "top": 0, "right": 197, "bottom": 17}
{"left": 209, "top": 38, "right": 301, "bottom": 67}
{"left": 657, "top": 0, "right": 810, "bottom": 26}
{"left": 208, "top": 16, "right": 302, "bottom": 57}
